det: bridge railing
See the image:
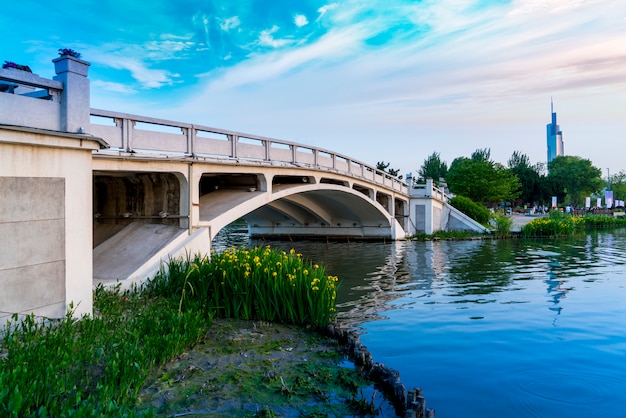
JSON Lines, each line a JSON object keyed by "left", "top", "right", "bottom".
{"left": 0, "top": 68, "right": 63, "bottom": 131}
{"left": 89, "top": 108, "right": 407, "bottom": 193}
{"left": 409, "top": 179, "right": 451, "bottom": 203}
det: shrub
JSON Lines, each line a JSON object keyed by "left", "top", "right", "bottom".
{"left": 449, "top": 195, "right": 491, "bottom": 225}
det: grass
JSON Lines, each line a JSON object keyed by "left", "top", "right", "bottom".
{"left": 521, "top": 211, "right": 626, "bottom": 237}
{"left": 0, "top": 246, "right": 342, "bottom": 417}
{"left": 410, "top": 230, "right": 479, "bottom": 241}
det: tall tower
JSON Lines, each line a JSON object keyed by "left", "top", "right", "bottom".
{"left": 546, "top": 98, "right": 564, "bottom": 164}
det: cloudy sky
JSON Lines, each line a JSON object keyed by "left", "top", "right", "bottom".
{"left": 3, "top": 0, "right": 625, "bottom": 177}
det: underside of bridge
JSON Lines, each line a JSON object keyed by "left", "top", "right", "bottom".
{"left": 91, "top": 169, "right": 406, "bottom": 284}
{"left": 199, "top": 173, "right": 405, "bottom": 241}
{"left": 93, "top": 171, "right": 183, "bottom": 247}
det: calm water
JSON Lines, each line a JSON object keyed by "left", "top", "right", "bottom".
{"left": 213, "top": 230, "right": 626, "bottom": 417}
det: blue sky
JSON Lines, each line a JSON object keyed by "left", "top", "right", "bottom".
{"left": 3, "top": 0, "right": 625, "bottom": 177}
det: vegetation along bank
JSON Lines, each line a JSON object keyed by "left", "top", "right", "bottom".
{"left": 1, "top": 246, "right": 432, "bottom": 417}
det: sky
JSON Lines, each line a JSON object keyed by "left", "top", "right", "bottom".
{"left": 3, "top": 0, "right": 625, "bottom": 178}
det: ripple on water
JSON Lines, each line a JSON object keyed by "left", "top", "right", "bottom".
{"left": 513, "top": 368, "right": 626, "bottom": 416}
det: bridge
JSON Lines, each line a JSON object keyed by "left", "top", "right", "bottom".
{"left": 0, "top": 54, "right": 486, "bottom": 326}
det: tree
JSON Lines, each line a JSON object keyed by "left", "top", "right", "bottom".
{"left": 507, "top": 151, "right": 542, "bottom": 206}
{"left": 418, "top": 152, "right": 448, "bottom": 182}
{"left": 609, "top": 171, "right": 626, "bottom": 203}
{"left": 447, "top": 148, "right": 521, "bottom": 207}
{"left": 376, "top": 161, "right": 401, "bottom": 178}
{"left": 547, "top": 156, "right": 604, "bottom": 206}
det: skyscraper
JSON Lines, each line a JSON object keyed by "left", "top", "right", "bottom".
{"left": 546, "top": 98, "right": 564, "bottom": 164}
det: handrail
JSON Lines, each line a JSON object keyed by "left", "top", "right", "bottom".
{"left": 0, "top": 68, "right": 63, "bottom": 90}
{"left": 89, "top": 108, "right": 408, "bottom": 193}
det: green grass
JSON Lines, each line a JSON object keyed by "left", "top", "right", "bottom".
{"left": 521, "top": 211, "right": 626, "bottom": 237}
{"left": 410, "top": 230, "right": 479, "bottom": 241}
{"left": 0, "top": 287, "right": 208, "bottom": 417}
{"left": 0, "top": 246, "right": 341, "bottom": 417}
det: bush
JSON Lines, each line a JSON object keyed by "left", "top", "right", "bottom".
{"left": 450, "top": 195, "right": 491, "bottom": 225}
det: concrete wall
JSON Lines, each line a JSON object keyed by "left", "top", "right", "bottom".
{"left": 0, "top": 128, "right": 102, "bottom": 327}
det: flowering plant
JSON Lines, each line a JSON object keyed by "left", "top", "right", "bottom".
{"left": 58, "top": 48, "right": 81, "bottom": 59}
{"left": 2, "top": 61, "right": 32, "bottom": 72}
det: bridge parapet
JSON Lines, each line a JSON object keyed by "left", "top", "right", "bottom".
{"left": 90, "top": 108, "right": 407, "bottom": 194}
{"left": 0, "top": 56, "right": 91, "bottom": 133}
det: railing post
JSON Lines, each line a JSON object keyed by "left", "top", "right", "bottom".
{"left": 186, "top": 126, "right": 195, "bottom": 156}
{"left": 52, "top": 55, "right": 91, "bottom": 133}
{"left": 229, "top": 134, "right": 238, "bottom": 158}
{"left": 291, "top": 144, "right": 297, "bottom": 164}
{"left": 264, "top": 140, "right": 270, "bottom": 161}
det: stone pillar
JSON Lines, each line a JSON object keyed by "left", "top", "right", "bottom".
{"left": 424, "top": 178, "right": 434, "bottom": 234}
{"left": 52, "top": 55, "right": 91, "bottom": 133}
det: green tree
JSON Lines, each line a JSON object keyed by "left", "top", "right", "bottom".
{"left": 418, "top": 152, "right": 448, "bottom": 182}
{"left": 609, "top": 170, "right": 626, "bottom": 203}
{"left": 376, "top": 161, "right": 401, "bottom": 178}
{"left": 447, "top": 148, "right": 521, "bottom": 207}
{"left": 507, "top": 151, "right": 542, "bottom": 206}
{"left": 547, "top": 156, "right": 604, "bottom": 206}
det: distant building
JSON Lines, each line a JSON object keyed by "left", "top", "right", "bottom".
{"left": 546, "top": 99, "right": 564, "bottom": 164}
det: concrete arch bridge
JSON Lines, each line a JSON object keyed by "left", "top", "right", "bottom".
{"left": 88, "top": 109, "right": 485, "bottom": 286}
{"left": 89, "top": 109, "right": 412, "bottom": 284}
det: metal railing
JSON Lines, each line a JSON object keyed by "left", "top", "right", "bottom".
{"left": 89, "top": 108, "right": 408, "bottom": 193}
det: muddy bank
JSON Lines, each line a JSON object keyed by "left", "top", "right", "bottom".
{"left": 137, "top": 318, "right": 393, "bottom": 416}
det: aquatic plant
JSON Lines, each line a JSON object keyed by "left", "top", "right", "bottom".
{"left": 146, "top": 246, "right": 340, "bottom": 328}
{"left": 521, "top": 211, "right": 626, "bottom": 237}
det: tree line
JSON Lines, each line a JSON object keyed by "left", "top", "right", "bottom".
{"left": 381, "top": 150, "right": 621, "bottom": 209}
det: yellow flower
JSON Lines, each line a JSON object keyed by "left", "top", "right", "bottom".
{"left": 312, "top": 286, "right": 319, "bottom": 291}
{"left": 272, "top": 272, "right": 277, "bottom": 277}
{"left": 314, "top": 264, "right": 319, "bottom": 269}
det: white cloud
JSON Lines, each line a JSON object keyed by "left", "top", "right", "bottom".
{"left": 102, "top": 57, "right": 178, "bottom": 89}
{"left": 219, "top": 16, "right": 241, "bottom": 32}
{"left": 258, "top": 25, "right": 292, "bottom": 48}
{"left": 91, "top": 80, "right": 137, "bottom": 94}
{"left": 318, "top": 3, "right": 338, "bottom": 19}
{"left": 294, "top": 14, "right": 309, "bottom": 27}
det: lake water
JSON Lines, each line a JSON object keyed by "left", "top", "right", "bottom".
{"left": 213, "top": 229, "right": 626, "bottom": 417}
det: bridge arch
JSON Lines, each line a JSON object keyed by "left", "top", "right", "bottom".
{"left": 198, "top": 181, "right": 404, "bottom": 241}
